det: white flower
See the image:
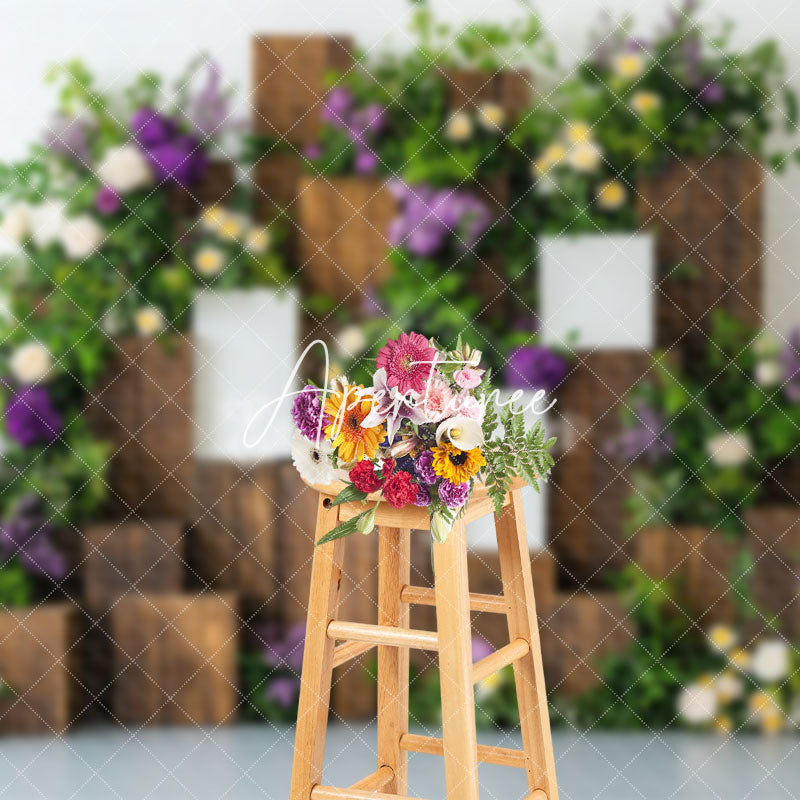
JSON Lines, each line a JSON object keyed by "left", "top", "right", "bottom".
{"left": 10, "top": 341, "right": 53, "bottom": 384}
{"left": 101, "top": 308, "right": 123, "bottom": 337}
{"left": 134, "top": 306, "right": 166, "bottom": 337}
{"left": 444, "top": 111, "right": 473, "bottom": 142}
{"left": 596, "top": 180, "right": 626, "bottom": 211}
{"left": 677, "top": 682, "right": 717, "bottom": 725}
{"left": 612, "top": 52, "right": 646, "bottom": 80}
{"left": 199, "top": 205, "right": 228, "bottom": 234}
{"left": 0, "top": 204, "right": 30, "bottom": 245}
{"left": 435, "top": 415, "right": 484, "bottom": 450}
{"left": 29, "top": 201, "right": 66, "bottom": 248}
{"left": 714, "top": 671, "right": 744, "bottom": 703}
{"left": 564, "top": 122, "right": 592, "bottom": 144}
{"left": 336, "top": 324, "right": 367, "bottom": 357}
{"left": 475, "top": 670, "right": 503, "bottom": 701}
{"left": 708, "top": 624, "right": 737, "bottom": 653}
{"left": 60, "top": 214, "right": 104, "bottom": 259}
{"left": 752, "top": 331, "right": 780, "bottom": 358}
{"left": 476, "top": 103, "right": 505, "bottom": 131}
{"left": 218, "top": 212, "right": 248, "bottom": 241}
{"left": 567, "top": 141, "right": 603, "bottom": 173}
{"left": 245, "top": 227, "right": 271, "bottom": 253}
{"left": 291, "top": 428, "right": 336, "bottom": 485}
{"left": 96, "top": 144, "right": 153, "bottom": 194}
{"left": 706, "top": 431, "right": 752, "bottom": 468}
{"left": 754, "top": 360, "right": 782, "bottom": 387}
{"left": 532, "top": 142, "right": 567, "bottom": 176}
{"left": 750, "top": 639, "right": 790, "bottom": 684}
{"left": 630, "top": 91, "right": 661, "bottom": 115}
{"left": 194, "top": 246, "right": 225, "bottom": 276}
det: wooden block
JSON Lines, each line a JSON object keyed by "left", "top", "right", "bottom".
{"left": 82, "top": 519, "right": 185, "bottom": 613}
{"left": 0, "top": 604, "right": 76, "bottom": 734}
{"left": 439, "top": 67, "right": 533, "bottom": 119}
{"left": 636, "top": 155, "right": 764, "bottom": 365}
{"left": 111, "top": 593, "right": 238, "bottom": 726}
{"left": 548, "top": 351, "right": 652, "bottom": 583}
{"left": 169, "top": 160, "right": 236, "bottom": 219}
{"left": 252, "top": 35, "right": 353, "bottom": 145}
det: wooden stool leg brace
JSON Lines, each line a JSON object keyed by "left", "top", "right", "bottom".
{"left": 289, "top": 490, "right": 558, "bottom": 800}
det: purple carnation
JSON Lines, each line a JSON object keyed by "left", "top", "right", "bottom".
{"left": 260, "top": 621, "right": 306, "bottom": 672}
{"left": 413, "top": 484, "right": 431, "bottom": 507}
{"left": 505, "top": 345, "right": 569, "bottom": 392}
{"left": 414, "top": 450, "right": 437, "bottom": 484}
{"left": 265, "top": 676, "right": 300, "bottom": 709}
{"left": 131, "top": 107, "right": 174, "bottom": 147}
{"left": 6, "top": 387, "right": 62, "bottom": 447}
{"left": 0, "top": 495, "right": 66, "bottom": 580}
{"left": 95, "top": 186, "right": 122, "bottom": 215}
{"left": 291, "top": 385, "right": 329, "bottom": 441}
{"left": 438, "top": 480, "right": 470, "bottom": 509}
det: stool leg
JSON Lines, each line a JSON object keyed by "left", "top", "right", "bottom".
{"left": 376, "top": 526, "right": 411, "bottom": 794}
{"left": 289, "top": 496, "right": 345, "bottom": 800}
{"left": 433, "top": 518, "right": 480, "bottom": 800}
{"left": 495, "top": 490, "right": 558, "bottom": 800}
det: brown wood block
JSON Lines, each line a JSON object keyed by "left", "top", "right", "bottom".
{"left": 111, "top": 593, "right": 238, "bottom": 726}
{"left": 169, "top": 161, "right": 236, "bottom": 219}
{"left": 252, "top": 35, "right": 353, "bottom": 145}
{"left": 439, "top": 68, "right": 532, "bottom": 119}
{"left": 82, "top": 520, "right": 185, "bottom": 614}
{"left": 0, "top": 604, "right": 77, "bottom": 734}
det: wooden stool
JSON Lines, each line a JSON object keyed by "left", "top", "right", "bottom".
{"left": 289, "top": 479, "right": 558, "bottom": 800}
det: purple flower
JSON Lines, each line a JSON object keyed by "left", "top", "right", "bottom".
{"left": 303, "top": 143, "right": 323, "bottom": 160}
{"left": 43, "top": 112, "right": 93, "bottom": 165}
{"left": 183, "top": 62, "right": 230, "bottom": 138}
{"left": 265, "top": 676, "right": 300, "bottom": 709}
{"left": 260, "top": 622, "right": 306, "bottom": 672}
{"left": 354, "top": 148, "right": 379, "bottom": 175}
{"left": 438, "top": 480, "right": 470, "bottom": 509}
{"left": 606, "top": 403, "right": 674, "bottom": 464}
{"left": 360, "top": 367, "right": 428, "bottom": 442}
{"left": 472, "top": 636, "right": 493, "bottom": 662}
{"left": 291, "top": 385, "right": 330, "bottom": 442}
{"left": 95, "top": 186, "right": 122, "bottom": 215}
{"left": 0, "top": 495, "right": 66, "bottom": 580}
{"left": 145, "top": 134, "right": 207, "bottom": 186}
{"left": 782, "top": 328, "right": 800, "bottom": 402}
{"left": 131, "top": 107, "right": 174, "bottom": 147}
{"left": 413, "top": 484, "right": 431, "bottom": 507}
{"left": 5, "top": 387, "right": 62, "bottom": 447}
{"left": 321, "top": 87, "right": 354, "bottom": 125}
{"left": 414, "top": 450, "right": 437, "bottom": 485}
{"left": 505, "top": 346, "right": 569, "bottom": 392}
{"left": 699, "top": 80, "right": 724, "bottom": 104}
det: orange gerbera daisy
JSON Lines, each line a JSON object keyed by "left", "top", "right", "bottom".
{"left": 324, "top": 384, "right": 384, "bottom": 463}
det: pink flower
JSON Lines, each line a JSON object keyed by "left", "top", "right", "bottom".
{"left": 420, "top": 376, "right": 454, "bottom": 422}
{"left": 454, "top": 367, "right": 483, "bottom": 389}
{"left": 376, "top": 332, "right": 437, "bottom": 395}
{"left": 453, "top": 392, "right": 486, "bottom": 424}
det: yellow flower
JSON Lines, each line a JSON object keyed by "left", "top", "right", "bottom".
{"left": 749, "top": 690, "right": 771, "bottom": 714}
{"left": 760, "top": 708, "right": 784, "bottom": 734}
{"left": 324, "top": 384, "right": 384, "bottom": 463}
{"left": 477, "top": 102, "right": 505, "bottom": 130}
{"left": 194, "top": 246, "right": 225, "bottom": 276}
{"left": 445, "top": 111, "right": 473, "bottom": 142}
{"left": 612, "top": 52, "right": 646, "bottom": 80}
{"left": 709, "top": 624, "right": 737, "bottom": 653}
{"left": 730, "top": 648, "right": 751, "bottom": 671}
{"left": 200, "top": 205, "right": 228, "bottom": 233}
{"left": 431, "top": 442, "right": 486, "bottom": 484}
{"left": 596, "top": 180, "right": 626, "bottom": 211}
{"left": 567, "top": 141, "right": 603, "bottom": 173}
{"left": 219, "top": 213, "right": 247, "bottom": 241}
{"left": 246, "top": 227, "right": 271, "bottom": 253}
{"left": 565, "top": 121, "right": 592, "bottom": 143}
{"left": 532, "top": 142, "right": 567, "bottom": 176}
{"left": 714, "top": 715, "right": 733, "bottom": 734}
{"left": 134, "top": 306, "right": 165, "bottom": 337}
{"left": 630, "top": 90, "right": 661, "bottom": 115}
{"left": 475, "top": 670, "right": 503, "bottom": 700}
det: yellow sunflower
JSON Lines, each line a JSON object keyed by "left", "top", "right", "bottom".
{"left": 324, "top": 385, "right": 384, "bottom": 463}
{"left": 431, "top": 443, "right": 486, "bottom": 484}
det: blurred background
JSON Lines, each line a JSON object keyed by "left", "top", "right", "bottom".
{"left": 0, "top": 0, "right": 799, "bottom": 798}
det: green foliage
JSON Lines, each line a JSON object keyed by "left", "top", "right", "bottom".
{"left": 239, "top": 651, "right": 300, "bottom": 723}
{"left": 0, "top": 561, "right": 34, "bottom": 609}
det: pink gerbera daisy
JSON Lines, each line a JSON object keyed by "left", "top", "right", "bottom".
{"left": 376, "top": 332, "right": 436, "bottom": 395}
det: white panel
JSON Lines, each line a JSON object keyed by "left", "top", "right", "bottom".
{"left": 467, "top": 392, "right": 550, "bottom": 553}
{"left": 539, "top": 232, "right": 655, "bottom": 350}
{"left": 192, "top": 287, "right": 298, "bottom": 462}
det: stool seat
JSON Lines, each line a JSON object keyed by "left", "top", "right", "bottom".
{"left": 288, "top": 483, "right": 559, "bottom": 800}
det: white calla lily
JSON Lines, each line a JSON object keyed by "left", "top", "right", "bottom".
{"left": 435, "top": 415, "right": 484, "bottom": 450}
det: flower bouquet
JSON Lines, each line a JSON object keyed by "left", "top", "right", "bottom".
{"left": 289, "top": 332, "right": 556, "bottom": 544}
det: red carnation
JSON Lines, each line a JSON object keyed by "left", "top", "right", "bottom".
{"left": 383, "top": 470, "right": 417, "bottom": 509}
{"left": 349, "top": 460, "right": 383, "bottom": 493}
{"left": 381, "top": 458, "right": 396, "bottom": 479}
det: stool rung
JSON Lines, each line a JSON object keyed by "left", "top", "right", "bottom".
{"left": 399, "top": 733, "right": 528, "bottom": 769}
{"left": 312, "top": 787, "right": 429, "bottom": 800}
{"left": 327, "top": 620, "right": 438, "bottom": 651}
{"left": 349, "top": 765, "right": 394, "bottom": 791}
{"left": 472, "top": 637, "right": 530, "bottom": 684}
{"left": 400, "top": 585, "right": 507, "bottom": 614}
{"left": 332, "top": 639, "right": 376, "bottom": 669}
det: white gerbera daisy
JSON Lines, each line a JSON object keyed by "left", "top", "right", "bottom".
{"left": 291, "top": 428, "right": 336, "bottom": 485}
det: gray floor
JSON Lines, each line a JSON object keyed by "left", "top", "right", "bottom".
{"left": 0, "top": 723, "right": 798, "bottom": 799}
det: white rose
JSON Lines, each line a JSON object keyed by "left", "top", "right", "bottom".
{"left": 750, "top": 639, "right": 790, "bottom": 684}
{"left": 677, "top": 683, "right": 717, "bottom": 725}
{"left": 444, "top": 111, "right": 473, "bottom": 142}
{"left": 567, "top": 141, "right": 603, "bottom": 173}
{"left": 10, "top": 342, "right": 52, "bottom": 384}
{"left": 60, "top": 214, "right": 104, "bottom": 259}
{"left": 706, "top": 431, "right": 751, "bottom": 468}
{"left": 96, "top": 144, "right": 153, "bottom": 194}
{"left": 134, "top": 306, "right": 166, "bottom": 337}
{"left": 29, "top": 201, "right": 66, "bottom": 248}
{"left": 0, "top": 204, "right": 30, "bottom": 246}
{"left": 754, "top": 360, "right": 782, "bottom": 387}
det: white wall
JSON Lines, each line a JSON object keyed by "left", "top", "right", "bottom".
{"left": 2, "top": 0, "right": 798, "bottom": 332}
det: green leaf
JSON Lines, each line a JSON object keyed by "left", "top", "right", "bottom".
{"left": 316, "top": 510, "right": 373, "bottom": 545}
{"left": 330, "top": 484, "right": 369, "bottom": 507}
